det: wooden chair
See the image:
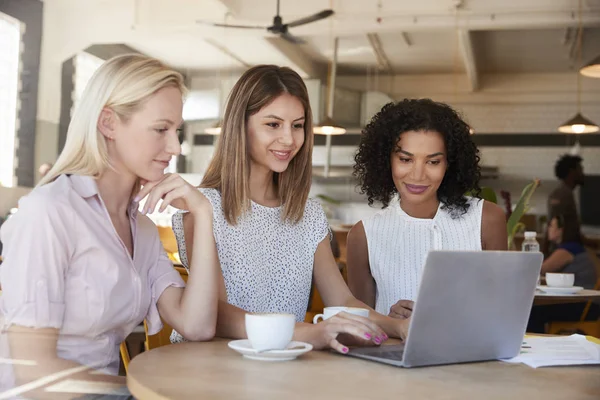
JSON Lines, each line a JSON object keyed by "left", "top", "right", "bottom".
{"left": 120, "top": 342, "right": 131, "bottom": 374}
{"left": 547, "top": 247, "right": 600, "bottom": 337}
{"left": 157, "top": 225, "right": 178, "bottom": 255}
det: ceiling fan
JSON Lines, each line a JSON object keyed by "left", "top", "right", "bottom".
{"left": 196, "top": 0, "right": 334, "bottom": 44}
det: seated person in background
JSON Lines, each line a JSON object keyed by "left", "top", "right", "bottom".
{"left": 0, "top": 55, "right": 219, "bottom": 388}
{"left": 527, "top": 214, "right": 599, "bottom": 333}
{"left": 541, "top": 214, "right": 597, "bottom": 289}
{"left": 171, "top": 65, "right": 411, "bottom": 353}
{"left": 347, "top": 99, "right": 507, "bottom": 320}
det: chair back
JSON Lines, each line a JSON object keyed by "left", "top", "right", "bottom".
{"left": 157, "top": 226, "right": 179, "bottom": 255}
{"left": 120, "top": 343, "right": 131, "bottom": 374}
{"left": 585, "top": 247, "right": 600, "bottom": 291}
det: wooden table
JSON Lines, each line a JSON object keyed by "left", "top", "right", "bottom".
{"left": 534, "top": 289, "right": 600, "bottom": 306}
{"left": 127, "top": 339, "right": 600, "bottom": 400}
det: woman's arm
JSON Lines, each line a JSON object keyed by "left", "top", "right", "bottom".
{"left": 176, "top": 211, "right": 246, "bottom": 340}
{"left": 481, "top": 200, "right": 508, "bottom": 251}
{"left": 177, "top": 215, "right": 386, "bottom": 352}
{"left": 541, "top": 249, "right": 573, "bottom": 274}
{"left": 157, "top": 209, "right": 220, "bottom": 341}
{"left": 6, "top": 327, "right": 125, "bottom": 390}
{"left": 346, "top": 221, "right": 376, "bottom": 308}
{"left": 313, "top": 237, "right": 410, "bottom": 340}
{"left": 136, "top": 175, "right": 220, "bottom": 341}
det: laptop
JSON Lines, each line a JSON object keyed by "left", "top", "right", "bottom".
{"left": 348, "top": 250, "right": 543, "bottom": 368}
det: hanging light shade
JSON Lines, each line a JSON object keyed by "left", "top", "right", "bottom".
{"left": 558, "top": 112, "right": 599, "bottom": 134}
{"left": 314, "top": 116, "right": 346, "bottom": 135}
{"left": 204, "top": 120, "right": 222, "bottom": 135}
{"left": 580, "top": 55, "right": 600, "bottom": 78}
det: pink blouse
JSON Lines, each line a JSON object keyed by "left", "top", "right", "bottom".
{"left": 0, "top": 174, "right": 185, "bottom": 374}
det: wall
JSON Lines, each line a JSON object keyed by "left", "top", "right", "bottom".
{"left": 0, "top": 0, "right": 43, "bottom": 187}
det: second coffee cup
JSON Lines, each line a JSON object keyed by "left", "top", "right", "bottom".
{"left": 313, "top": 306, "right": 370, "bottom": 324}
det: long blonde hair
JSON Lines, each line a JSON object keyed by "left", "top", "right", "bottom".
{"left": 202, "top": 65, "right": 313, "bottom": 225}
{"left": 39, "top": 54, "right": 186, "bottom": 186}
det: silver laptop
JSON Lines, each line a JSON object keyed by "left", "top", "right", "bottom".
{"left": 348, "top": 250, "right": 543, "bottom": 368}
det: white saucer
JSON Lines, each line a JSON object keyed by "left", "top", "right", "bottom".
{"left": 227, "top": 340, "right": 313, "bottom": 361}
{"left": 536, "top": 285, "right": 584, "bottom": 295}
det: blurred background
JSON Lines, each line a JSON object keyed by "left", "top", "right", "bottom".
{"left": 1, "top": 0, "right": 600, "bottom": 235}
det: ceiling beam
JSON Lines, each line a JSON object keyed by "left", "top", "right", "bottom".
{"left": 264, "top": 37, "right": 327, "bottom": 79}
{"left": 400, "top": 32, "right": 412, "bottom": 47}
{"left": 366, "top": 33, "right": 392, "bottom": 73}
{"left": 457, "top": 30, "right": 479, "bottom": 92}
{"left": 204, "top": 38, "right": 251, "bottom": 68}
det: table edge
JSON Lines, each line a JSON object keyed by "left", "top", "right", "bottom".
{"left": 127, "top": 371, "right": 171, "bottom": 400}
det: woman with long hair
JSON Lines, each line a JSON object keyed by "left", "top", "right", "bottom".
{"left": 170, "top": 65, "right": 410, "bottom": 352}
{"left": 0, "top": 54, "right": 219, "bottom": 383}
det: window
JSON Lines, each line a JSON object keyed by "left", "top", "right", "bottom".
{"left": 182, "top": 90, "right": 220, "bottom": 121}
{"left": 0, "top": 13, "right": 22, "bottom": 187}
{"left": 72, "top": 52, "right": 103, "bottom": 114}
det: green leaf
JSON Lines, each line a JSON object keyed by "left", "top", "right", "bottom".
{"left": 507, "top": 179, "right": 541, "bottom": 248}
{"left": 479, "top": 187, "right": 498, "bottom": 204}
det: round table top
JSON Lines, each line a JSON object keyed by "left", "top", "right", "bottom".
{"left": 534, "top": 289, "right": 600, "bottom": 305}
{"left": 127, "top": 339, "right": 600, "bottom": 400}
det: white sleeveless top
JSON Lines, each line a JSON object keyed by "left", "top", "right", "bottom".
{"left": 170, "top": 188, "right": 330, "bottom": 343}
{"left": 363, "top": 197, "right": 483, "bottom": 315}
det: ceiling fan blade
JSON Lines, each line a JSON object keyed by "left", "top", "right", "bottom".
{"left": 196, "top": 20, "right": 266, "bottom": 30}
{"left": 285, "top": 9, "right": 334, "bottom": 28}
{"left": 280, "top": 31, "right": 305, "bottom": 44}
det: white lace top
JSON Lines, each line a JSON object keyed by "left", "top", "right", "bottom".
{"left": 170, "top": 188, "right": 330, "bottom": 342}
{"left": 363, "top": 197, "right": 484, "bottom": 315}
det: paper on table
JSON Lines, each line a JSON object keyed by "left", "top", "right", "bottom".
{"left": 44, "top": 379, "right": 130, "bottom": 396}
{"left": 501, "top": 334, "right": 600, "bottom": 368}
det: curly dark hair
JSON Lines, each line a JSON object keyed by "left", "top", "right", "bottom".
{"left": 353, "top": 98, "right": 481, "bottom": 217}
{"left": 554, "top": 154, "right": 582, "bottom": 180}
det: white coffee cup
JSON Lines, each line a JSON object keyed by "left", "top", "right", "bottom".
{"left": 313, "top": 306, "right": 370, "bottom": 324}
{"left": 245, "top": 313, "right": 295, "bottom": 352}
{"left": 546, "top": 273, "right": 575, "bottom": 288}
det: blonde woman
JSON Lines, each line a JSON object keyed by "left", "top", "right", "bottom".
{"left": 171, "top": 65, "right": 409, "bottom": 353}
{"left": 0, "top": 54, "right": 219, "bottom": 383}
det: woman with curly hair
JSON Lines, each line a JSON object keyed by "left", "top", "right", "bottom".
{"left": 347, "top": 99, "right": 507, "bottom": 320}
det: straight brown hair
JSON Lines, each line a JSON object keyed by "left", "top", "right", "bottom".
{"left": 201, "top": 65, "right": 314, "bottom": 225}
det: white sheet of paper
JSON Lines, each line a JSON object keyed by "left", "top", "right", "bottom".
{"left": 44, "top": 379, "right": 130, "bottom": 395}
{"left": 501, "top": 334, "right": 600, "bottom": 368}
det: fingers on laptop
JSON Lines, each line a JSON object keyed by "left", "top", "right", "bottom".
{"left": 339, "top": 312, "right": 388, "bottom": 343}
{"left": 327, "top": 313, "right": 387, "bottom": 347}
{"left": 329, "top": 338, "right": 350, "bottom": 354}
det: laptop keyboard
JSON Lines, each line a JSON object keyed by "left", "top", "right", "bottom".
{"left": 352, "top": 347, "right": 405, "bottom": 361}
{"left": 368, "top": 349, "right": 404, "bottom": 360}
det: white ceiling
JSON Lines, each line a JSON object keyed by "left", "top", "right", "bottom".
{"left": 475, "top": 28, "right": 600, "bottom": 73}
{"left": 43, "top": 0, "right": 600, "bottom": 79}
